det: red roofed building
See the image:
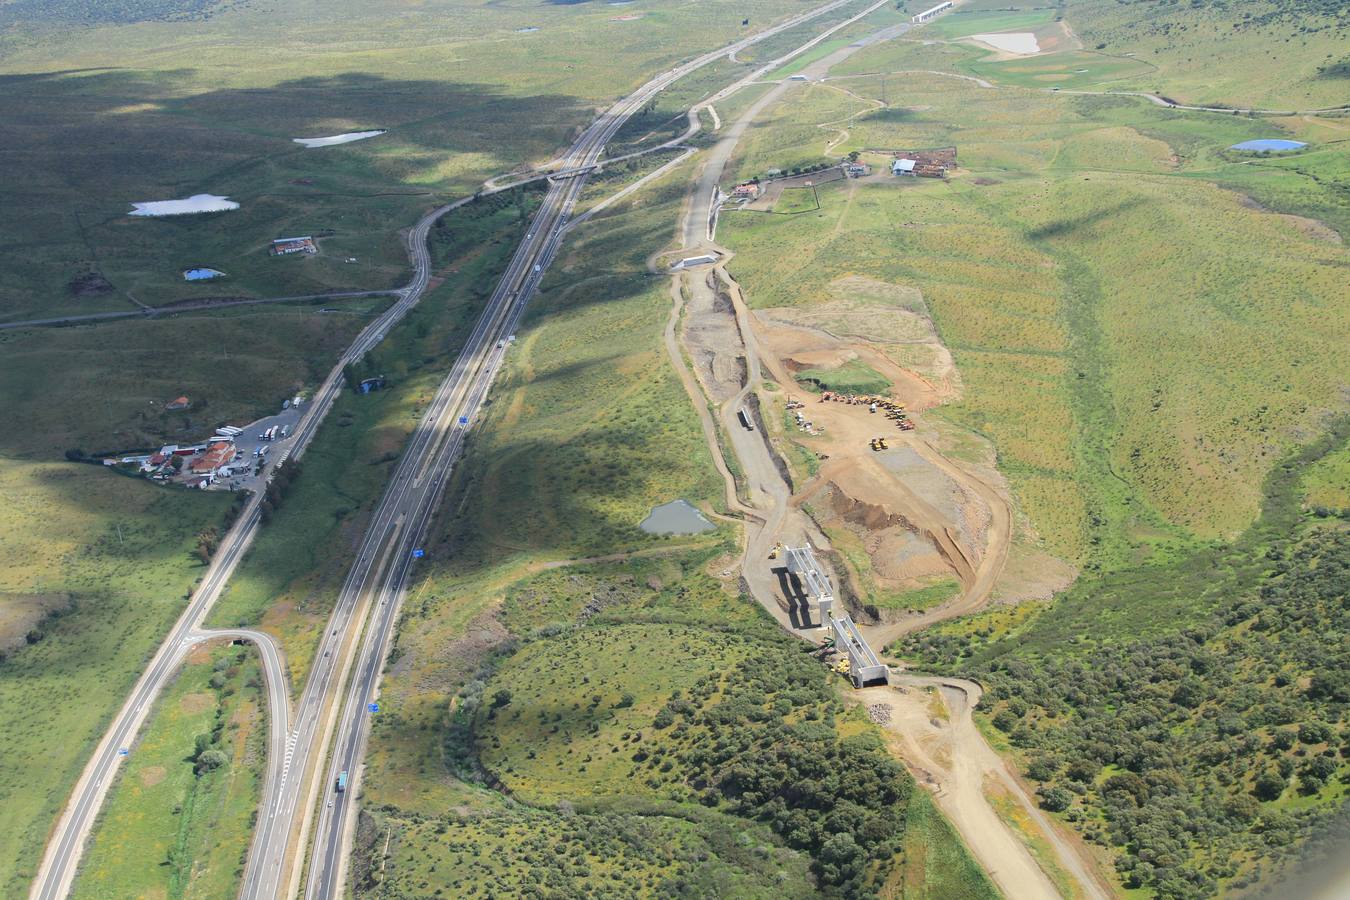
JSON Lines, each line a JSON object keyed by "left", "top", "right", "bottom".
{"left": 166, "top": 396, "right": 191, "bottom": 411}
{"left": 190, "top": 440, "right": 235, "bottom": 474}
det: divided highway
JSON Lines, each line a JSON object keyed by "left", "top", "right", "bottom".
{"left": 29, "top": 2, "right": 872, "bottom": 898}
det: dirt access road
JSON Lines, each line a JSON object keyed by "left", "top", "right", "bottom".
{"left": 660, "top": 13, "right": 1109, "bottom": 900}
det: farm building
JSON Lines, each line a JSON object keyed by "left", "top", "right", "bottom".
{"left": 730, "top": 182, "right": 760, "bottom": 200}
{"left": 270, "top": 236, "right": 317, "bottom": 256}
{"left": 165, "top": 396, "right": 192, "bottom": 410}
{"left": 845, "top": 162, "right": 870, "bottom": 177}
{"left": 892, "top": 158, "right": 917, "bottom": 176}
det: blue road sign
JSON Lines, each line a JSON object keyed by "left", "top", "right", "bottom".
{"left": 412, "top": 548, "right": 425, "bottom": 559}
{"left": 458, "top": 416, "right": 468, "bottom": 425}
{"left": 118, "top": 748, "right": 129, "bottom": 756}
{"left": 368, "top": 703, "right": 379, "bottom": 713}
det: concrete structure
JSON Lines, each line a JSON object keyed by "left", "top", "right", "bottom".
{"left": 892, "top": 158, "right": 917, "bottom": 175}
{"left": 830, "top": 614, "right": 889, "bottom": 687}
{"left": 671, "top": 254, "right": 718, "bottom": 270}
{"left": 785, "top": 545, "right": 834, "bottom": 622}
{"left": 911, "top": 1, "right": 952, "bottom": 24}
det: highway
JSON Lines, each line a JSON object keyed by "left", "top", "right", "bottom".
{"left": 300, "top": 4, "right": 882, "bottom": 898}
{"left": 28, "top": 3, "right": 873, "bottom": 898}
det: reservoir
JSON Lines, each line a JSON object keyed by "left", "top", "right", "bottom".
{"left": 640, "top": 500, "right": 714, "bottom": 535}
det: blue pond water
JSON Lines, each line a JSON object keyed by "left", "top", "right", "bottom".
{"left": 1229, "top": 139, "right": 1306, "bottom": 152}
{"left": 640, "top": 500, "right": 713, "bottom": 535}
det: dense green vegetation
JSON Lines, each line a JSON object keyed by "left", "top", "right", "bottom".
{"left": 481, "top": 624, "right": 913, "bottom": 895}
{"left": 898, "top": 426, "right": 1350, "bottom": 897}
{"left": 73, "top": 643, "right": 265, "bottom": 899}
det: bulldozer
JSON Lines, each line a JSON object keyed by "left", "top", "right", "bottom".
{"left": 768, "top": 542, "right": 783, "bottom": 560}
{"left": 870, "top": 437, "right": 888, "bottom": 451}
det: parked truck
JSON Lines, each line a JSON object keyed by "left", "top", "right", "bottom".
{"left": 737, "top": 407, "right": 755, "bottom": 431}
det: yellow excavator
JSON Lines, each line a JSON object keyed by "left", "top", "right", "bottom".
{"left": 768, "top": 542, "right": 784, "bottom": 560}
{"left": 833, "top": 656, "right": 851, "bottom": 675}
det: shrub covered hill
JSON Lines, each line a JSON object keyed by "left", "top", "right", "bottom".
{"left": 898, "top": 423, "right": 1350, "bottom": 898}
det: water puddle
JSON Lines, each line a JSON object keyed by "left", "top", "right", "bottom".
{"left": 1230, "top": 139, "right": 1306, "bottom": 151}
{"left": 293, "top": 130, "right": 386, "bottom": 148}
{"left": 640, "top": 500, "right": 714, "bottom": 534}
{"left": 129, "top": 194, "right": 238, "bottom": 216}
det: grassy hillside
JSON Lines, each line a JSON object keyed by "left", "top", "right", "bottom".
{"left": 72, "top": 642, "right": 265, "bottom": 900}
{"left": 0, "top": 461, "right": 229, "bottom": 895}
{"left": 1063, "top": 0, "right": 1350, "bottom": 109}
{"left": 0, "top": 302, "right": 383, "bottom": 460}
{"left": 720, "top": 68, "right": 1347, "bottom": 567}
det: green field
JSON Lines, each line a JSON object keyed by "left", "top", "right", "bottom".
{"left": 72, "top": 643, "right": 265, "bottom": 899}
{"left": 356, "top": 807, "right": 816, "bottom": 898}
{"left": 0, "top": 461, "right": 229, "bottom": 896}
{"left": 795, "top": 358, "right": 892, "bottom": 395}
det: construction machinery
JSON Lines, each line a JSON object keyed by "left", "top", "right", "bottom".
{"left": 833, "top": 656, "right": 851, "bottom": 675}
{"left": 870, "top": 437, "right": 888, "bottom": 451}
{"left": 768, "top": 542, "right": 783, "bottom": 560}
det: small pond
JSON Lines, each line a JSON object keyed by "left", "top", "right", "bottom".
{"left": 640, "top": 500, "right": 714, "bottom": 535}
{"left": 1229, "top": 139, "right": 1306, "bottom": 152}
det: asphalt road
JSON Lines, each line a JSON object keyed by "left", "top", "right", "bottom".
{"left": 29, "top": 4, "right": 871, "bottom": 898}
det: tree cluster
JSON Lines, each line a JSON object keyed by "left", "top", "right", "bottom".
{"left": 904, "top": 527, "right": 1348, "bottom": 898}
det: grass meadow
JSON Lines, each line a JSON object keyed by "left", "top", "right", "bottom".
{"left": 0, "top": 461, "right": 230, "bottom": 895}
{"left": 0, "top": 301, "right": 384, "bottom": 460}
{"left": 72, "top": 643, "right": 265, "bottom": 900}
